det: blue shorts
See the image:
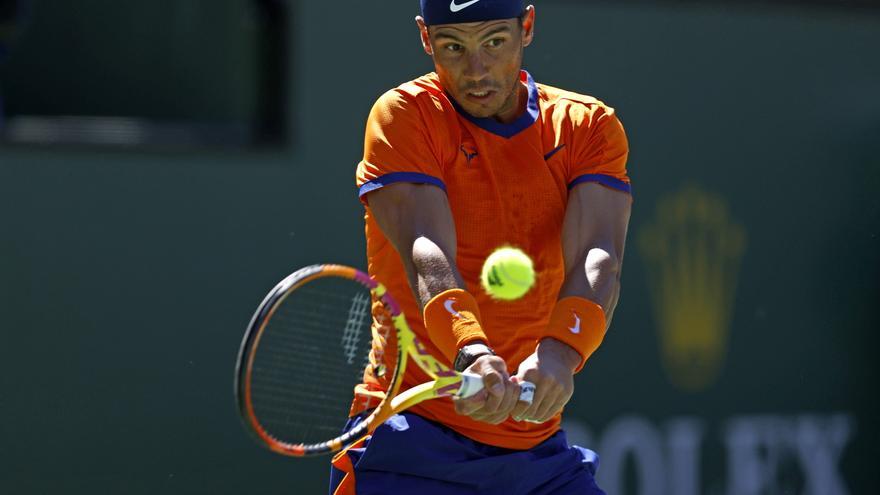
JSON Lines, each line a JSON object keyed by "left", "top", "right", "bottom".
{"left": 329, "top": 413, "right": 605, "bottom": 495}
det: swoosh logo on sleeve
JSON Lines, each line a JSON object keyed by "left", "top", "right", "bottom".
{"left": 569, "top": 313, "right": 581, "bottom": 334}
{"left": 450, "top": 0, "right": 482, "bottom": 13}
{"left": 444, "top": 299, "right": 464, "bottom": 319}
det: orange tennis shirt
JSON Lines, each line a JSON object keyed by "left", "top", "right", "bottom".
{"left": 352, "top": 70, "right": 630, "bottom": 450}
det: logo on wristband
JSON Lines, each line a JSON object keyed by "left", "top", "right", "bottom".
{"left": 569, "top": 312, "right": 582, "bottom": 334}
{"left": 444, "top": 298, "right": 465, "bottom": 319}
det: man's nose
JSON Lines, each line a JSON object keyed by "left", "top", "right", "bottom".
{"left": 462, "top": 52, "right": 489, "bottom": 80}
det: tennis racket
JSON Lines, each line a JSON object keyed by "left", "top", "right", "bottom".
{"left": 235, "top": 264, "right": 535, "bottom": 457}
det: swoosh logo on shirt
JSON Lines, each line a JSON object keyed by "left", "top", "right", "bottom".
{"left": 544, "top": 143, "right": 566, "bottom": 161}
{"left": 450, "top": 0, "right": 481, "bottom": 13}
{"left": 569, "top": 313, "right": 581, "bottom": 334}
{"left": 444, "top": 299, "right": 464, "bottom": 319}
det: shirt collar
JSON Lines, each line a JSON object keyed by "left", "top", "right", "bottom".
{"left": 446, "top": 70, "right": 539, "bottom": 139}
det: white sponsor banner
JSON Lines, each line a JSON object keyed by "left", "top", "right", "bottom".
{"left": 564, "top": 413, "right": 854, "bottom": 495}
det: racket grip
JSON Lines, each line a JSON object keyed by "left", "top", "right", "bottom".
{"left": 456, "top": 375, "right": 537, "bottom": 405}
{"left": 457, "top": 372, "right": 484, "bottom": 398}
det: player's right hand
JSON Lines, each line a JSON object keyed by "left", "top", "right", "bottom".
{"left": 453, "top": 355, "right": 521, "bottom": 425}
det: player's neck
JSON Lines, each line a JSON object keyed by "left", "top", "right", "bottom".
{"left": 492, "top": 81, "right": 529, "bottom": 124}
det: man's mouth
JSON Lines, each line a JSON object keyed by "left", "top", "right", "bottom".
{"left": 466, "top": 90, "right": 495, "bottom": 101}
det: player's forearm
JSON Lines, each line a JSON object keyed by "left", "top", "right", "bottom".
{"left": 539, "top": 247, "right": 621, "bottom": 372}
{"left": 409, "top": 236, "right": 466, "bottom": 308}
{"left": 603, "top": 276, "right": 621, "bottom": 328}
{"left": 558, "top": 246, "right": 622, "bottom": 327}
{"left": 558, "top": 183, "right": 631, "bottom": 327}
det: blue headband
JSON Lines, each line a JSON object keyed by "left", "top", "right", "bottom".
{"left": 421, "top": 0, "right": 524, "bottom": 26}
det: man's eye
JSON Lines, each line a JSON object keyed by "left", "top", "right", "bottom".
{"left": 446, "top": 44, "right": 463, "bottom": 52}
{"left": 487, "top": 38, "right": 505, "bottom": 48}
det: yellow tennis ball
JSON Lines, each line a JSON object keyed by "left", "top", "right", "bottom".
{"left": 480, "top": 247, "right": 535, "bottom": 301}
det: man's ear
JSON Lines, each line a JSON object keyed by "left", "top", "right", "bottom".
{"left": 521, "top": 5, "right": 535, "bottom": 48}
{"left": 415, "top": 16, "right": 434, "bottom": 55}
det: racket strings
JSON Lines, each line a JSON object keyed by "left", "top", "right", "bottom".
{"left": 248, "top": 277, "right": 387, "bottom": 446}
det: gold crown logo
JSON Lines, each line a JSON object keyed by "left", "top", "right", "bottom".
{"left": 639, "top": 186, "right": 746, "bottom": 391}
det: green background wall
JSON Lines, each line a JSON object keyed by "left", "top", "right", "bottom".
{"left": 1, "top": 1, "right": 877, "bottom": 493}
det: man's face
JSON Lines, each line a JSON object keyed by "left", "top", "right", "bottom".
{"left": 419, "top": 9, "right": 534, "bottom": 121}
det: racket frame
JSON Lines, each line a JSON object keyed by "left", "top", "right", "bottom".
{"left": 235, "top": 264, "right": 485, "bottom": 457}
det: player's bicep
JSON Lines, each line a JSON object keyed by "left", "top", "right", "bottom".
{"left": 367, "top": 182, "right": 455, "bottom": 252}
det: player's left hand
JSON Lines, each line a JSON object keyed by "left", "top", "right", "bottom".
{"left": 509, "top": 338, "right": 581, "bottom": 424}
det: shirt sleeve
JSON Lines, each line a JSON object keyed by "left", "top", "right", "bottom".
{"left": 567, "top": 105, "right": 631, "bottom": 194}
{"left": 356, "top": 89, "right": 445, "bottom": 204}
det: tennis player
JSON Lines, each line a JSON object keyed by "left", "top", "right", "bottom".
{"left": 331, "top": 1, "right": 631, "bottom": 493}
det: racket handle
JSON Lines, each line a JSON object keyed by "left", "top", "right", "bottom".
{"left": 457, "top": 372, "right": 484, "bottom": 398}
{"left": 457, "top": 374, "right": 537, "bottom": 405}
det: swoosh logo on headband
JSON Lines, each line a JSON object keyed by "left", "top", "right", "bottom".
{"left": 450, "top": 0, "right": 482, "bottom": 13}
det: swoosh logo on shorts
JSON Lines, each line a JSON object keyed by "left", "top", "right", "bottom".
{"left": 444, "top": 299, "right": 464, "bottom": 319}
{"left": 450, "top": 0, "right": 481, "bottom": 13}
